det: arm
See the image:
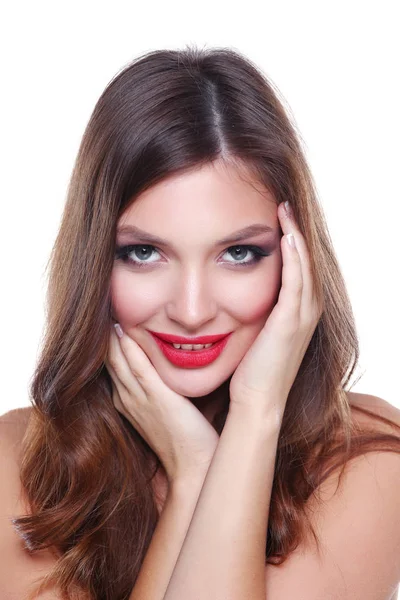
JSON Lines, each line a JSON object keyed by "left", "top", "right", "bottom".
{"left": 115, "top": 203, "right": 319, "bottom": 599}
{"left": 163, "top": 404, "right": 280, "bottom": 600}
{"left": 129, "top": 470, "right": 209, "bottom": 600}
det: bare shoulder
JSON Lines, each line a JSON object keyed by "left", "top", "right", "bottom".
{"left": 344, "top": 390, "right": 400, "bottom": 493}
{"left": 0, "top": 406, "right": 33, "bottom": 480}
{"left": 313, "top": 391, "right": 400, "bottom": 523}
{"left": 0, "top": 407, "right": 64, "bottom": 599}
{"left": 0, "top": 405, "right": 33, "bottom": 428}
{"left": 346, "top": 390, "right": 400, "bottom": 431}
{"left": 0, "top": 404, "right": 32, "bottom": 436}
{"left": 265, "top": 392, "right": 400, "bottom": 599}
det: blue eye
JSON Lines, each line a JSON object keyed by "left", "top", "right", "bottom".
{"left": 222, "top": 245, "right": 271, "bottom": 266}
{"left": 115, "top": 245, "right": 161, "bottom": 266}
{"left": 115, "top": 244, "right": 271, "bottom": 269}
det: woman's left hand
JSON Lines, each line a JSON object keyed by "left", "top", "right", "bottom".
{"left": 229, "top": 200, "right": 323, "bottom": 425}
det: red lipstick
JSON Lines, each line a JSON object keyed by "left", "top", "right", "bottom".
{"left": 148, "top": 330, "right": 232, "bottom": 368}
{"left": 148, "top": 331, "right": 230, "bottom": 344}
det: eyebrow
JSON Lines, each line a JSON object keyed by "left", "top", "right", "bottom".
{"left": 116, "top": 224, "right": 276, "bottom": 247}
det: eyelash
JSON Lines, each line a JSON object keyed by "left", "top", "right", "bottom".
{"left": 115, "top": 244, "right": 272, "bottom": 269}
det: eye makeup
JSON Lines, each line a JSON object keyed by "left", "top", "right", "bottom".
{"left": 115, "top": 243, "right": 273, "bottom": 269}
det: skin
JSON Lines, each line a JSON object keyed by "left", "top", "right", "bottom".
{"left": 110, "top": 159, "right": 283, "bottom": 426}
{"left": 0, "top": 159, "right": 398, "bottom": 598}
{"left": 107, "top": 176, "right": 324, "bottom": 599}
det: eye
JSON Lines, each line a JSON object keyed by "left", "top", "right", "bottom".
{"left": 115, "top": 244, "right": 161, "bottom": 268}
{"left": 222, "top": 245, "right": 272, "bottom": 267}
{"left": 115, "top": 244, "right": 272, "bottom": 269}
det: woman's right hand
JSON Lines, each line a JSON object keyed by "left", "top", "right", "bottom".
{"left": 105, "top": 324, "right": 220, "bottom": 485}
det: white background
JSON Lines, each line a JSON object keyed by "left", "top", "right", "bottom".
{"left": 1, "top": 0, "right": 399, "bottom": 415}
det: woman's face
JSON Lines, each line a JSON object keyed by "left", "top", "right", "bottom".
{"left": 111, "top": 159, "right": 283, "bottom": 400}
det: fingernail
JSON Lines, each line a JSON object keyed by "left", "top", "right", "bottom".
{"left": 286, "top": 233, "right": 296, "bottom": 248}
{"left": 114, "top": 323, "right": 124, "bottom": 338}
{"left": 284, "top": 201, "right": 291, "bottom": 216}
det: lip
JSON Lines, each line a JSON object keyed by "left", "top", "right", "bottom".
{"left": 149, "top": 331, "right": 232, "bottom": 368}
{"left": 148, "top": 331, "right": 231, "bottom": 344}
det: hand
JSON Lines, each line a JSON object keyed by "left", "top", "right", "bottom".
{"left": 229, "top": 201, "right": 323, "bottom": 425}
{"left": 105, "top": 328, "right": 219, "bottom": 485}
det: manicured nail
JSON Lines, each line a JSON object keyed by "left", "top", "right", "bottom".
{"left": 114, "top": 323, "right": 124, "bottom": 338}
{"left": 286, "top": 233, "right": 296, "bottom": 248}
{"left": 284, "top": 201, "right": 291, "bottom": 216}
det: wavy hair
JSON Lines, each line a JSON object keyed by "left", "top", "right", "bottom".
{"left": 13, "top": 44, "right": 400, "bottom": 600}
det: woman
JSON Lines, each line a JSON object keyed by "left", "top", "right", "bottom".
{"left": 1, "top": 45, "right": 399, "bottom": 600}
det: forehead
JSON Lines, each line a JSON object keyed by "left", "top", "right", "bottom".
{"left": 119, "top": 160, "right": 278, "bottom": 232}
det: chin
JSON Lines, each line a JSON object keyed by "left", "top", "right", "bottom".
{"left": 168, "top": 381, "right": 218, "bottom": 399}
{"left": 159, "top": 371, "right": 232, "bottom": 402}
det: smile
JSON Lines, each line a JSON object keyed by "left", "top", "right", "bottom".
{"left": 170, "top": 342, "right": 214, "bottom": 350}
{"left": 149, "top": 332, "right": 232, "bottom": 368}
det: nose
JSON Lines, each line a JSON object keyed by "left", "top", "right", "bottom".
{"left": 165, "top": 265, "right": 218, "bottom": 332}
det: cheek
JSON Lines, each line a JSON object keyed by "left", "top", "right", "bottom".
{"left": 224, "top": 282, "right": 280, "bottom": 324}
{"left": 222, "top": 260, "right": 282, "bottom": 324}
{"left": 111, "top": 269, "right": 160, "bottom": 325}
{"left": 111, "top": 252, "right": 283, "bottom": 326}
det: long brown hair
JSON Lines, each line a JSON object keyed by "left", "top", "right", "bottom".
{"left": 13, "top": 44, "right": 400, "bottom": 600}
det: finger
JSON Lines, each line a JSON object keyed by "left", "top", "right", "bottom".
{"left": 116, "top": 328, "right": 186, "bottom": 411}
{"left": 115, "top": 327, "right": 165, "bottom": 389}
{"left": 105, "top": 365, "right": 127, "bottom": 416}
{"left": 105, "top": 356, "right": 133, "bottom": 419}
{"left": 278, "top": 201, "right": 319, "bottom": 322}
{"left": 105, "top": 356, "right": 151, "bottom": 444}
{"left": 105, "top": 358, "right": 127, "bottom": 409}
{"left": 276, "top": 221, "right": 303, "bottom": 330}
{"left": 107, "top": 328, "right": 145, "bottom": 400}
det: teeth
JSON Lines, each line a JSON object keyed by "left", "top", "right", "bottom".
{"left": 172, "top": 342, "right": 214, "bottom": 350}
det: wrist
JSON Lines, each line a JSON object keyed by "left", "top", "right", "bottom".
{"left": 228, "top": 395, "right": 284, "bottom": 433}
{"left": 169, "top": 465, "right": 211, "bottom": 496}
